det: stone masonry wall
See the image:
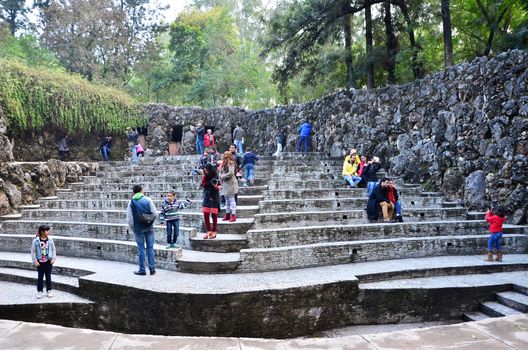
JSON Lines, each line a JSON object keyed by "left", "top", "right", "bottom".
{"left": 0, "top": 107, "right": 97, "bottom": 215}
{"left": 146, "top": 50, "right": 528, "bottom": 223}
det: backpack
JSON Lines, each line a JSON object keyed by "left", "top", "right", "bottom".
{"left": 130, "top": 199, "right": 156, "bottom": 227}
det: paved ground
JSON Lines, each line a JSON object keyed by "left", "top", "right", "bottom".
{"left": 1, "top": 314, "right": 527, "bottom": 349}
{"left": 0, "top": 281, "right": 91, "bottom": 305}
{"left": 2, "top": 252, "right": 528, "bottom": 294}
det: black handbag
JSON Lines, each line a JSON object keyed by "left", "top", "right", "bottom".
{"left": 131, "top": 199, "right": 156, "bottom": 227}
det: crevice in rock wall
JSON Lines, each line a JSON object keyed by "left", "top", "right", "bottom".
{"left": 145, "top": 49, "right": 528, "bottom": 223}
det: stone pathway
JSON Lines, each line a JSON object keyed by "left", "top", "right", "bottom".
{"left": 1, "top": 314, "right": 527, "bottom": 349}
{"left": 0, "top": 281, "right": 91, "bottom": 305}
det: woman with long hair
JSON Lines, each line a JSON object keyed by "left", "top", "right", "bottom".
{"left": 220, "top": 151, "right": 239, "bottom": 222}
{"left": 201, "top": 163, "right": 221, "bottom": 239}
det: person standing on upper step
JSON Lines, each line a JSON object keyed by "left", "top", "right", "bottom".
{"left": 242, "top": 147, "right": 259, "bottom": 187}
{"left": 204, "top": 129, "right": 215, "bottom": 150}
{"left": 220, "top": 151, "right": 239, "bottom": 223}
{"left": 366, "top": 177, "right": 395, "bottom": 223}
{"left": 233, "top": 123, "right": 245, "bottom": 155}
{"left": 272, "top": 129, "right": 284, "bottom": 157}
{"left": 342, "top": 149, "right": 362, "bottom": 188}
{"left": 195, "top": 123, "right": 205, "bottom": 155}
{"left": 160, "top": 191, "right": 191, "bottom": 249}
{"left": 127, "top": 184, "right": 158, "bottom": 275}
{"left": 362, "top": 156, "right": 382, "bottom": 196}
{"left": 100, "top": 136, "right": 112, "bottom": 161}
{"left": 296, "top": 120, "right": 312, "bottom": 153}
{"left": 484, "top": 206, "right": 507, "bottom": 262}
{"left": 31, "top": 225, "right": 56, "bottom": 299}
{"left": 58, "top": 134, "right": 70, "bottom": 161}
{"left": 201, "top": 163, "right": 221, "bottom": 239}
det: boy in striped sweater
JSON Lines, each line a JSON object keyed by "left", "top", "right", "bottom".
{"left": 160, "top": 191, "right": 191, "bottom": 248}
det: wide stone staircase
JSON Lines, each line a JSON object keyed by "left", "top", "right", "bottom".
{"left": 0, "top": 152, "right": 527, "bottom": 338}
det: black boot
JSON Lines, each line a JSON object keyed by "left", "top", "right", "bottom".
{"left": 396, "top": 215, "right": 403, "bottom": 222}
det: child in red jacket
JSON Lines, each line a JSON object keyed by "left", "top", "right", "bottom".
{"left": 484, "top": 206, "right": 506, "bottom": 262}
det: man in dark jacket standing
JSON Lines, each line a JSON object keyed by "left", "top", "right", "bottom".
{"left": 126, "top": 184, "right": 158, "bottom": 275}
{"left": 232, "top": 123, "right": 245, "bottom": 155}
{"left": 366, "top": 177, "right": 395, "bottom": 223}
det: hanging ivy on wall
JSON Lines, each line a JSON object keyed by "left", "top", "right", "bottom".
{"left": 0, "top": 59, "right": 145, "bottom": 134}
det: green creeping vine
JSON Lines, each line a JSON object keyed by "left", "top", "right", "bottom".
{"left": 0, "top": 59, "right": 145, "bottom": 134}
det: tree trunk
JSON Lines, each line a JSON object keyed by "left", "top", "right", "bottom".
{"left": 396, "top": 0, "right": 422, "bottom": 79}
{"left": 343, "top": 14, "right": 354, "bottom": 89}
{"left": 384, "top": 2, "right": 397, "bottom": 85}
{"left": 441, "top": 0, "right": 454, "bottom": 67}
{"left": 365, "top": 4, "right": 374, "bottom": 89}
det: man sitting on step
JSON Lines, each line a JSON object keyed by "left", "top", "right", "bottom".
{"left": 366, "top": 177, "right": 396, "bottom": 223}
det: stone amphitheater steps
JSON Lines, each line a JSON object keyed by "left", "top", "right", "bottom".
{"left": 238, "top": 233, "right": 528, "bottom": 272}
{"left": 70, "top": 182, "right": 268, "bottom": 193}
{"left": 81, "top": 175, "right": 268, "bottom": 186}
{"left": 0, "top": 267, "right": 80, "bottom": 294}
{"left": 18, "top": 206, "right": 259, "bottom": 222}
{"left": 479, "top": 302, "right": 523, "bottom": 317}
{"left": 0, "top": 217, "right": 253, "bottom": 241}
{"left": 496, "top": 291, "right": 528, "bottom": 312}
{"left": 258, "top": 196, "right": 446, "bottom": 212}
{"left": 190, "top": 233, "right": 248, "bottom": 253}
{"left": 253, "top": 208, "right": 470, "bottom": 228}
{"left": 262, "top": 188, "right": 440, "bottom": 200}
{"left": 37, "top": 196, "right": 263, "bottom": 209}
{"left": 246, "top": 220, "right": 521, "bottom": 248}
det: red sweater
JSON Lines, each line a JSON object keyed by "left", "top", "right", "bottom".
{"left": 486, "top": 211, "right": 506, "bottom": 233}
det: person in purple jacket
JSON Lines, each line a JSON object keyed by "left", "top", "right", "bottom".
{"left": 296, "top": 120, "right": 312, "bottom": 153}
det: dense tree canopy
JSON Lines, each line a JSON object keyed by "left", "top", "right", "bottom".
{"left": 0, "top": 0, "right": 526, "bottom": 108}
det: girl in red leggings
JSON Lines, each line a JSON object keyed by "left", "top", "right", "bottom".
{"left": 201, "top": 163, "right": 221, "bottom": 239}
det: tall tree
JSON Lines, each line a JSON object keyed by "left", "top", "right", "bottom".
{"left": 343, "top": 13, "right": 354, "bottom": 89}
{"left": 0, "top": 0, "right": 28, "bottom": 35}
{"left": 365, "top": 4, "right": 375, "bottom": 89}
{"left": 441, "top": 0, "right": 453, "bottom": 67}
{"left": 39, "top": 0, "right": 160, "bottom": 83}
{"left": 384, "top": 1, "right": 397, "bottom": 84}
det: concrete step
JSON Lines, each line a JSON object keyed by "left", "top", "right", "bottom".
{"left": 96, "top": 168, "right": 275, "bottom": 178}
{"left": 247, "top": 220, "right": 497, "bottom": 248}
{"left": 1, "top": 217, "right": 253, "bottom": 243}
{"left": 238, "top": 234, "right": 528, "bottom": 272}
{"left": 253, "top": 208, "right": 469, "bottom": 228}
{"left": 514, "top": 284, "right": 528, "bottom": 296}
{"left": 81, "top": 175, "right": 269, "bottom": 186}
{"left": 20, "top": 206, "right": 259, "bottom": 222}
{"left": 263, "top": 188, "right": 433, "bottom": 200}
{"left": 177, "top": 250, "right": 240, "bottom": 273}
{"left": 480, "top": 301, "right": 523, "bottom": 317}
{"left": 495, "top": 291, "right": 528, "bottom": 312}
{"left": 0, "top": 267, "right": 80, "bottom": 294}
{"left": 190, "top": 233, "right": 248, "bottom": 253}
{"left": 38, "top": 196, "right": 263, "bottom": 209}
{"left": 58, "top": 186, "right": 266, "bottom": 200}
{"left": 71, "top": 182, "right": 268, "bottom": 194}
{"left": 258, "top": 196, "right": 445, "bottom": 212}
{"left": 462, "top": 311, "right": 491, "bottom": 322}
{"left": 0, "top": 234, "right": 182, "bottom": 271}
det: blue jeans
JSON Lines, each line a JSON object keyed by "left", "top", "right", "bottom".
{"left": 166, "top": 220, "right": 180, "bottom": 244}
{"left": 101, "top": 146, "right": 110, "bottom": 161}
{"left": 344, "top": 175, "right": 362, "bottom": 187}
{"left": 488, "top": 232, "right": 503, "bottom": 251}
{"left": 297, "top": 136, "right": 310, "bottom": 152}
{"left": 234, "top": 140, "right": 244, "bottom": 154}
{"left": 367, "top": 181, "right": 378, "bottom": 196}
{"left": 394, "top": 200, "right": 402, "bottom": 216}
{"left": 245, "top": 163, "right": 255, "bottom": 182}
{"left": 37, "top": 260, "right": 52, "bottom": 292}
{"left": 196, "top": 139, "right": 204, "bottom": 155}
{"left": 135, "top": 229, "right": 155, "bottom": 272}
{"left": 131, "top": 145, "right": 138, "bottom": 164}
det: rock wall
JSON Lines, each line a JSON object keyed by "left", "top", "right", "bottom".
{"left": 146, "top": 49, "right": 528, "bottom": 223}
{"left": 0, "top": 107, "right": 97, "bottom": 215}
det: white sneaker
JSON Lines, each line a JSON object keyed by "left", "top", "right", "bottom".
{"left": 36, "top": 292, "right": 44, "bottom": 299}
{"left": 47, "top": 290, "right": 54, "bottom": 298}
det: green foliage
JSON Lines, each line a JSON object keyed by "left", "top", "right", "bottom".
{"left": 0, "top": 29, "right": 61, "bottom": 69}
{"left": 0, "top": 58, "right": 143, "bottom": 135}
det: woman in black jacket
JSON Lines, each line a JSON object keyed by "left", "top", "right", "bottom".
{"left": 362, "top": 156, "right": 381, "bottom": 196}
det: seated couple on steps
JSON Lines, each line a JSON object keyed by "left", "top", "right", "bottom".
{"left": 366, "top": 177, "right": 403, "bottom": 223}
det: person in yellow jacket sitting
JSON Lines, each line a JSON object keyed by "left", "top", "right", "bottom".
{"left": 342, "top": 149, "right": 362, "bottom": 188}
